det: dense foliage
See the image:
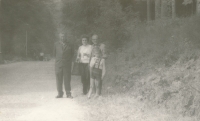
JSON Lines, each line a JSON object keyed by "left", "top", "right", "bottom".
{"left": 62, "top": 0, "right": 131, "bottom": 48}
{"left": 1, "top": 0, "right": 200, "bottom": 119}
{"left": 0, "top": 0, "right": 56, "bottom": 59}
{"left": 0, "top": 0, "right": 196, "bottom": 60}
{"left": 1, "top": 0, "right": 131, "bottom": 59}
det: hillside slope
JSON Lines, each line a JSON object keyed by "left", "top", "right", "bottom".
{"left": 102, "top": 16, "right": 200, "bottom": 119}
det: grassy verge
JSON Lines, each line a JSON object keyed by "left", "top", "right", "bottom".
{"left": 77, "top": 16, "right": 200, "bottom": 121}
{"left": 77, "top": 94, "right": 196, "bottom": 121}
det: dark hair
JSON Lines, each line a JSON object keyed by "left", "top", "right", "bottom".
{"left": 81, "top": 34, "right": 89, "bottom": 41}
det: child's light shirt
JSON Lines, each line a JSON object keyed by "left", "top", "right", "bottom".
{"left": 90, "top": 57, "right": 105, "bottom": 70}
{"left": 78, "top": 45, "right": 92, "bottom": 63}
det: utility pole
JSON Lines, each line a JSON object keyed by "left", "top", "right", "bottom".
{"left": 25, "top": 24, "right": 29, "bottom": 58}
{"left": 0, "top": 0, "right": 2, "bottom": 63}
{"left": 26, "top": 30, "right": 27, "bottom": 57}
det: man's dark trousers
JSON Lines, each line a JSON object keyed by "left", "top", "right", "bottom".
{"left": 79, "top": 63, "right": 90, "bottom": 94}
{"left": 56, "top": 63, "right": 71, "bottom": 96}
{"left": 99, "top": 79, "right": 102, "bottom": 95}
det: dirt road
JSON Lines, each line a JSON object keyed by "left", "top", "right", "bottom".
{"left": 0, "top": 61, "right": 87, "bottom": 121}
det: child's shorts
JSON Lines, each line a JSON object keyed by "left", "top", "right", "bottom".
{"left": 91, "top": 68, "right": 102, "bottom": 81}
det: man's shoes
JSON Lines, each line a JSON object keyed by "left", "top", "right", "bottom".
{"left": 83, "top": 92, "right": 87, "bottom": 95}
{"left": 67, "top": 95, "right": 73, "bottom": 99}
{"left": 94, "top": 95, "right": 99, "bottom": 99}
{"left": 56, "top": 95, "right": 63, "bottom": 98}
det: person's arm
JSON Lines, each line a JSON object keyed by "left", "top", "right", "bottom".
{"left": 100, "top": 44, "right": 107, "bottom": 59}
{"left": 70, "top": 44, "right": 75, "bottom": 73}
{"left": 89, "top": 45, "right": 93, "bottom": 63}
{"left": 53, "top": 43, "right": 56, "bottom": 58}
{"left": 89, "top": 57, "right": 94, "bottom": 78}
{"left": 76, "top": 46, "right": 81, "bottom": 63}
{"left": 71, "top": 43, "right": 75, "bottom": 59}
{"left": 101, "top": 59, "right": 106, "bottom": 80}
{"left": 90, "top": 66, "right": 93, "bottom": 79}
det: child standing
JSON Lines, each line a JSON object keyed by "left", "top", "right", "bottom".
{"left": 88, "top": 48, "right": 106, "bottom": 99}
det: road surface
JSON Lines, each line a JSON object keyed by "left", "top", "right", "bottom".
{"left": 0, "top": 61, "right": 87, "bottom": 121}
{"left": 0, "top": 61, "right": 195, "bottom": 121}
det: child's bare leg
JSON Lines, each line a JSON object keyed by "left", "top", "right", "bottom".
{"left": 88, "top": 78, "right": 95, "bottom": 98}
{"left": 94, "top": 79, "right": 100, "bottom": 97}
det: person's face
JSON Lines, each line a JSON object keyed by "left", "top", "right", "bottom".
{"left": 82, "top": 38, "right": 88, "bottom": 45}
{"left": 94, "top": 52, "right": 101, "bottom": 58}
{"left": 59, "top": 34, "right": 64, "bottom": 42}
{"left": 92, "top": 35, "right": 98, "bottom": 44}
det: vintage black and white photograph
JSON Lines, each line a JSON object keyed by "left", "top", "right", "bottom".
{"left": 0, "top": 0, "right": 200, "bottom": 121}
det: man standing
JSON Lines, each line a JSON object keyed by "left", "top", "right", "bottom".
{"left": 54, "top": 33, "right": 74, "bottom": 98}
{"left": 90, "top": 34, "right": 107, "bottom": 95}
{"left": 91, "top": 34, "right": 107, "bottom": 59}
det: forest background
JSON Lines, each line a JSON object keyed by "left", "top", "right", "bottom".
{"left": 1, "top": 0, "right": 200, "bottom": 119}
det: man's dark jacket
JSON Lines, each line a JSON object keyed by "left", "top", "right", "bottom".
{"left": 54, "top": 41, "right": 74, "bottom": 73}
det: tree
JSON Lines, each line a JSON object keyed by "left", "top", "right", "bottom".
{"left": 155, "top": 0, "right": 161, "bottom": 19}
{"left": 147, "top": 0, "right": 151, "bottom": 21}
{"left": 161, "top": 0, "right": 167, "bottom": 18}
{"left": 172, "top": 0, "right": 176, "bottom": 18}
{"left": 196, "top": 0, "right": 200, "bottom": 14}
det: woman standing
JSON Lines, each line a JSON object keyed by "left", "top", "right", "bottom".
{"left": 76, "top": 35, "right": 92, "bottom": 95}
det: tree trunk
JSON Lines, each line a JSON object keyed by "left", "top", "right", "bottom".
{"left": 196, "top": 0, "right": 200, "bottom": 14}
{"left": 147, "top": 0, "right": 151, "bottom": 21}
{"left": 161, "top": 0, "right": 167, "bottom": 18}
{"left": 172, "top": 0, "right": 176, "bottom": 18}
{"left": 155, "top": 0, "right": 161, "bottom": 19}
